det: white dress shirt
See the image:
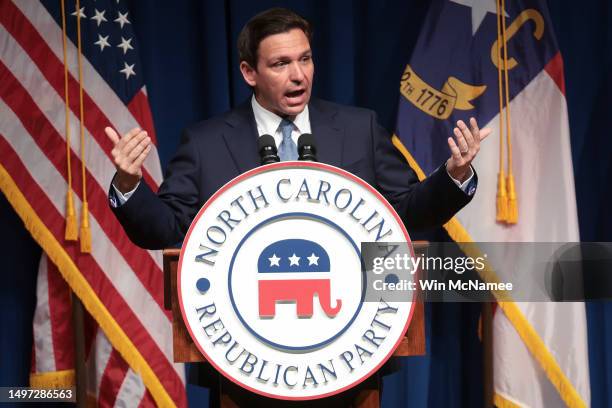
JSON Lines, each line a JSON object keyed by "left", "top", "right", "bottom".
{"left": 251, "top": 95, "right": 311, "bottom": 145}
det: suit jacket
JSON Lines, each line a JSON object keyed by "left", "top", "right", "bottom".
{"left": 112, "top": 98, "right": 475, "bottom": 249}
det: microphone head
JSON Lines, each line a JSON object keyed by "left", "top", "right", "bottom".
{"left": 298, "top": 133, "right": 317, "bottom": 161}
{"left": 297, "top": 133, "right": 316, "bottom": 151}
{"left": 258, "top": 134, "right": 280, "bottom": 165}
{"left": 258, "top": 134, "right": 277, "bottom": 152}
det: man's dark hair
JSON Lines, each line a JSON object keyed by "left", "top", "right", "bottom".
{"left": 237, "top": 8, "right": 312, "bottom": 69}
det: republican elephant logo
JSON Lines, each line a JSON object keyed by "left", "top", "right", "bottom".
{"left": 257, "top": 239, "right": 342, "bottom": 318}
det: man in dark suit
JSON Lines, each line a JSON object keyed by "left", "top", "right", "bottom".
{"left": 107, "top": 7, "right": 489, "bottom": 249}
{"left": 105, "top": 7, "right": 490, "bottom": 406}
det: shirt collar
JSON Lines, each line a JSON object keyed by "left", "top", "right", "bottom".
{"left": 251, "top": 95, "right": 311, "bottom": 136}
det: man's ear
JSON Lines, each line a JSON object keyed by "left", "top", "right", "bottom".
{"left": 240, "top": 61, "right": 257, "bottom": 87}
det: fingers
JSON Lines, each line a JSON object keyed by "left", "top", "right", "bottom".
{"left": 108, "top": 125, "right": 151, "bottom": 178}
{"left": 469, "top": 117, "right": 492, "bottom": 142}
{"left": 479, "top": 127, "right": 493, "bottom": 140}
{"left": 109, "top": 127, "right": 142, "bottom": 152}
{"left": 117, "top": 127, "right": 142, "bottom": 149}
{"left": 109, "top": 126, "right": 142, "bottom": 157}
{"left": 123, "top": 131, "right": 149, "bottom": 158}
{"left": 105, "top": 127, "right": 120, "bottom": 144}
{"left": 448, "top": 118, "right": 489, "bottom": 179}
{"left": 455, "top": 118, "right": 488, "bottom": 158}
{"left": 458, "top": 119, "right": 475, "bottom": 147}
{"left": 453, "top": 125, "right": 469, "bottom": 154}
{"left": 128, "top": 144, "right": 152, "bottom": 173}
{"left": 127, "top": 135, "right": 151, "bottom": 161}
{"left": 447, "top": 137, "right": 464, "bottom": 163}
{"left": 468, "top": 117, "right": 479, "bottom": 150}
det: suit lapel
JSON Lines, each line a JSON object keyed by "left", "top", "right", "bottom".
{"left": 222, "top": 98, "right": 345, "bottom": 172}
{"left": 222, "top": 101, "right": 260, "bottom": 173}
{"left": 309, "top": 99, "right": 344, "bottom": 167}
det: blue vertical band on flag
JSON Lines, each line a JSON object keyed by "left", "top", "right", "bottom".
{"left": 395, "top": 0, "right": 558, "bottom": 175}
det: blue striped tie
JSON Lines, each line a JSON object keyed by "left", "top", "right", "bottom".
{"left": 278, "top": 119, "right": 298, "bottom": 161}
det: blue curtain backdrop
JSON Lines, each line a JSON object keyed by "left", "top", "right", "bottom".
{"left": 1, "top": 1, "right": 611, "bottom": 406}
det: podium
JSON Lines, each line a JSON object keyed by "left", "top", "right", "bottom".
{"left": 164, "top": 245, "right": 426, "bottom": 407}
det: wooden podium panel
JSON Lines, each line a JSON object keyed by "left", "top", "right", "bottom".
{"left": 163, "top": 247, "right": 426, "bottom": 363}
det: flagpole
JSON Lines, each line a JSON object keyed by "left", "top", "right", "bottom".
{"left": 71, "top": 293, "right": 87, "bottom": 407}
{"left": 482, "top": 302, "right": 494, "bottom": 407}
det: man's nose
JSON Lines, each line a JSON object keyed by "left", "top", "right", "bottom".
{"left": 289, "top": 61, "right": 305, "bottom": 83}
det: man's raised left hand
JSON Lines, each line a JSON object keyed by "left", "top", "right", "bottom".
{"left": 446, "top": 117, "right": 492, "bottom": 183}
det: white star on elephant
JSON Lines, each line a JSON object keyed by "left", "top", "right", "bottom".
{"left": 268, "top": 254, "right": 280, "bottom": 267}
{"left": 307, "top": 253, "right": 319, "bottom": 266}
{"left": 288, "top": 254, "right": 301, "bottom": 266}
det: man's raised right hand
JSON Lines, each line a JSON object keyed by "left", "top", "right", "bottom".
{"left": 105, "top": 126, "right": 152, "bottom": 194}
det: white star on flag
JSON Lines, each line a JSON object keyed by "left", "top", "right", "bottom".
{"left": 307, "top": 253, "right": 319, "bottom": 266}
{"left": 268, "top": 254, "right": 280, "bottom": 267}
{"left": 117, "top": 36, "right": 134, "bottom": 54}
{"left": 114, "top": 11, "right": 130, "bottom": 29}
{"left": 449, "top": 0, "right": 508, "bottom": 35}
{"left": 94, "top": 34, "right": 110, "bottom": 51}
{"left": 91, "top": 9, "right": 107, "bottom": 26}
{"left": 71, "top": 6, "right": 86, "bottom": 19}
{"left": 119, "top": 62, "right": 135, "bottom": 79}
{"left": 288, "top": 254, "right": 301, "bottom": 266}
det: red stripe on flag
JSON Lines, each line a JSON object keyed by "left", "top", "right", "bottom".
{"left": 0, "top": 0, "right": 159, "bottom": 189}
{"left": 46, "top": 261, "right": 75, "bottom": 371}
{"left": 0, "top": 63, "right": 169, "bottom": 319}
{"left": 98, "top": 350, "right": 129, "bottom": 408}
{"left": 544, "top": 52, "right": 566, "bottom": 96}
{"left": 128, "top": 90, "right": 158, "bottom": 146}
{"left": 0, "top": 138, "right": 186, "bottom": 406}
{"left": 138, "top": 389, "right": 156, "bottom": 407}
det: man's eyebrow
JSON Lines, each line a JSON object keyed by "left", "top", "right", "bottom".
{"left": 268, "top": 49, "right": 312, "bottom": 61}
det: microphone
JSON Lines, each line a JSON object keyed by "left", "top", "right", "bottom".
{"left": 258, "top": 134, "right": 280, "bottom": 165}
{"left": 298, "top": 133, "right": 317, "bottom": 162}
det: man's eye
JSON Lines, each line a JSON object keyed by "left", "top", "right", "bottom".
{"left": 274, "top": 61, "right": 287, "bottom": 67}
{"left": 301, "top": 56, "right": 311, "bottom": 62}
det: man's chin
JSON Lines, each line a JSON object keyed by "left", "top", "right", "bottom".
{"left": 280, "top": 93, "right": 311, "bottom": 114}
{"left": 280, "top": 100, "right": 309, "bottom": 116}
{"left": 282, "top": 105, "right": 306, "bottom": 116}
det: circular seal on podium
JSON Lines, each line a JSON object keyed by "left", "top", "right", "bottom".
{"left": 178, "top": 162, "right": 415, "bottom": 400}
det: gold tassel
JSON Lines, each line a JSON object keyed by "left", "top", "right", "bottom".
{"left": 494, "top": 0, "right": 508, "bottom": 224}
{"left": 75, "top": 0, "right": 90, "bottom": 254}
{"left": 496, "top": 171, "right": 508, "bottom": 222}
{"left": 64, "top": 189, "right": 78, "bottom": 240}
{"left": 506, "top": 174, "right": 518, "bottom": 223}
{"left": 500, "top": 0, "right": 517, "bottom": 225}
{"left": 79, "top": 202, "right": 91, "bottom": 253}
{"left": 60, "top": 0, "right": 77, "bottom": 241}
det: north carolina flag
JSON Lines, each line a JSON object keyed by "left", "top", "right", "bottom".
{"left": 392, "top": 0, "right": 590, "bottom": 406}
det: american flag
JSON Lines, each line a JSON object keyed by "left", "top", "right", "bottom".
{"left": 0, "top": 0, "right": 186, "bottom": 406}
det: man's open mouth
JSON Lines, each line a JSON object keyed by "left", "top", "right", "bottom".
{"left": 286, "top": 89, "right": 305, "bottom": 98}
